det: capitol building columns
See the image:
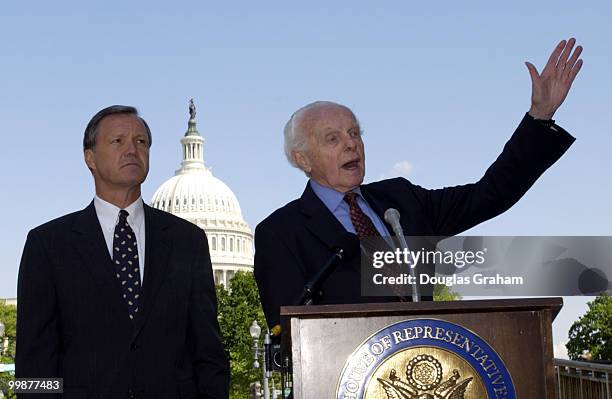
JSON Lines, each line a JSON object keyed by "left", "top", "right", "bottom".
{"left": 151, "top": 99, "right": 254, "bottom": 287}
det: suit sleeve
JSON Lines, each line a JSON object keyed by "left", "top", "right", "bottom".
{"left": 409, "top": 113, "right": 575, "bottom": 236}
{"left": 188, "top": 230, "right": 230, "bottom": 399}
{"left": 16, "top": 229, "right": 62, "bottom": 399}
{"left": 254, "top": 222, "right": 306, "bottom": 329}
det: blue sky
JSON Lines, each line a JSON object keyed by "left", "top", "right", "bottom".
{"left": 1, "top": 1, "right": 610, "bottom": 358}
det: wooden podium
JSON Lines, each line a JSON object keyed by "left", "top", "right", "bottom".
{"left": 280, "top": 298, "right": 562, "bottom": 399}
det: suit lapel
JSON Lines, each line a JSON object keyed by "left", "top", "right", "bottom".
{"left": 132, "top": 204, "right": 172, "bottom": 339}
{"left": 299, "top": 182, "right": 355, "bottom": 250}
{"left": 71, "top": 202, "right": 132, "bottom": 320}
{"left": 360, "top": 185, "right": 397, "bottom": 237}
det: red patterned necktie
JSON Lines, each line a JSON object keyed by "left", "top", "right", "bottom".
{"left": 343, "top": 192, "right": 380, "bottom": 239}
{"left": 344, "top": 192, "right": 407, "bottom": 301}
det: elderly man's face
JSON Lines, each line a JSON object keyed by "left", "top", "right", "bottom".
{"left": 84, "top": 113, "right": 150, "bottom": 195}
{"left": 295, "top": 105, "right": 365, "bottom": 193}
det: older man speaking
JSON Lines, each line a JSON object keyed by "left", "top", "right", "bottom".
{"left": 254, "top": 38, "right": 583, "bottom": 328}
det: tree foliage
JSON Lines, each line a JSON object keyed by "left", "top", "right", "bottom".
{"left": 566, "top": 294, "right": 612, "bottom": 361}
{"left": 0, "top": 302, "right": 16, "bottom": 399}
{"left": 216, "top": 272, "right": 267, "bottom": 399}
{"left": 433, "top": 284, "right": 461, "bottom": 301}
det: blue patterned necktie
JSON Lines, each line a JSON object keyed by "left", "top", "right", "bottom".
{"left": 113, "top": 210, "right": 142, "bottom": 320}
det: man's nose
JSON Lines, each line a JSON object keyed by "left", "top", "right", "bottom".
{"left": 343, "top": 134, "right": 358, "bottom": 150}
{"left": 124, "top": 139, "right": 138, "bottom": 155}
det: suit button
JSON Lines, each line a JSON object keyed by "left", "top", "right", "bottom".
{"left": 130, "top": 343, "right": 140, "bottom": 351}
{"left": 128, "top": 388, "right": 136, "bottom": 399}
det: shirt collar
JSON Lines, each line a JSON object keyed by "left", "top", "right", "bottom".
{"left": 94, "top": 195, "right": 144, "bottom": 230}
{"left": 309, "top": 179, "right": 362, "bottom": 213}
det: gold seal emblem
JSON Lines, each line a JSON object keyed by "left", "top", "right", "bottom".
{"left": 364, "top": 347, "right": 486, "bottom": 398}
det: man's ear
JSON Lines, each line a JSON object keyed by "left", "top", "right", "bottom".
{"left": 293, "top": 151, "right": 311, "bottom": 173}
{"left": 84, "top": 149, "right": 96, "bottom": 172}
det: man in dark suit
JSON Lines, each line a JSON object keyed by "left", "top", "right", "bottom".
{"left": 16, "top": 105, "right": 229, "bottom": 398}
{"left": 254, "top": 38, "right": 584, "bottom": 328}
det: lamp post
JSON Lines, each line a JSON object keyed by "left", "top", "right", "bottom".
{"left": 248, "top": 381, "right": 262, "bottom": 399}
{"left": 249, "top": 320, "right": 270, "bottom": 399}
{"left": 0, "top": 321, "right": 5, "bottom": 399}
{"left": 0, "top": 321, "right": 5, "bottom": 356}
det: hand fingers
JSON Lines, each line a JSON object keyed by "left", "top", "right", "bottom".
{"left": 556, "top": 37, "right": 576, "bottom": 71}
{"left": 564, "top": 45, "right": 583, "bottom": 78}
{"left": 543, "top": 40, "right": 567, "bottom": 74}
{"left": 525, "top": 61, "right": 540, "bottom": 83}
{"left": 567, "top": 59, "right": 584, "bottom": 83}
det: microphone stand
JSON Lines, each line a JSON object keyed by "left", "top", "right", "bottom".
{"left": 385, "top": 209, "right": 420, "bottom": 302}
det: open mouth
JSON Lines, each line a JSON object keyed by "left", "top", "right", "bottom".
{"left": 342, "top": 159, "right": 361, "bottom": 170}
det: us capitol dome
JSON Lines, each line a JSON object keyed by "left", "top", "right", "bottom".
{"left": 150, "top": 100, "right": 253, "bottom": 286}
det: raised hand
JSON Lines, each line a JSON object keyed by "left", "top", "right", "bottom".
{"left": 525, "top": 38, "right": 583, "bottom": 120}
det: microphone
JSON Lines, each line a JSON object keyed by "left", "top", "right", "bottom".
{"left": 384, "top": 208, "right": 420, "bottom": 302}
{"left": 383, "top": 208, "right": 401, "bottom": 232}
{"left": 297, "top": 233, "right": 358, "bottom": 306}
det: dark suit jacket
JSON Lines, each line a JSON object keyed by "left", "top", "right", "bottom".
{"left": 254, "top": 114, "right": 575, "bottom": 327}
{"left": 16, "top": 202, "right": 229, "bottom": 399}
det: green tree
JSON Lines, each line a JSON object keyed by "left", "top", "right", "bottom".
{"left": 216, "top": 272, "right": 267, "bottom": 399}
{"left": 566, "top": 294, "right": 612, "bottom": 361}
{"left": 0, "top": 301, "right": 16, "bottom": 399}
{"left": 433, "top": 284, "right": 461, "bottom": 301}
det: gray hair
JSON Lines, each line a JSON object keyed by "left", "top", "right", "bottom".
{"left": 283, "top": 101, "right": 358, "bottom": 172}
{"left": 83, "top": 105, "right": 152, "bottom": 151}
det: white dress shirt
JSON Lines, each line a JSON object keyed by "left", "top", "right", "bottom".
{"left": 94, "top": 196, "right": 146, "bottom": 283}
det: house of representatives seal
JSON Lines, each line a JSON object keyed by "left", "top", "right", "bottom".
{"left": 335, "top": 319, "right": 515, "bottom": 398}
